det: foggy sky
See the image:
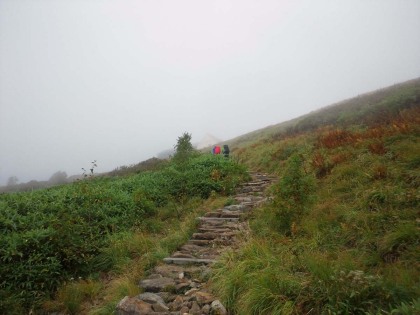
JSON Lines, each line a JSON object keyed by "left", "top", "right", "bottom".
{"left": 1, "top": 0, "right": 420, "bottom": 185}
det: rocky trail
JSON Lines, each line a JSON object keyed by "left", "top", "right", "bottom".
{"left": 116, "top": 172, "right": 277, "bottom": 315}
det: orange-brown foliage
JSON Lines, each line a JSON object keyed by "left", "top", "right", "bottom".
{"left": 233, "top": 148, "right": 246, "bottom": 156}
{"left": 318, "top": 129, "right": 360, "bottom": 149}
{"left": 364, "top": 127, "right": 386, "bottom": 139}
{"left": 331, "top": 152, "right": 350, "bottom": 165}
{"left": 372, "top": 165, "right": 388, "bottom": 180}
{"left": 312, "top": 151, "right": 333, "bottom": 178}
{"left": 390, "top": 106, "right": 420, "bottom": 134}
{"left": 368, "top": 141, "right": 387, "bottom": 155}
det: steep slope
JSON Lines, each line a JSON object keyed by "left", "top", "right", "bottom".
{"left": 226, "top": 77, "right": 420, "bottom": 151}
{"left": 210, "top": 78, "right": 420, "bottom": 314}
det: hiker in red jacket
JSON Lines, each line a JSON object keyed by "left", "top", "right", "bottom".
{"left": 213, "top": 145, "right": 221, "bottom": 154}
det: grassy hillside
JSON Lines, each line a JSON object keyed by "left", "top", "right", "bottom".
{"left": 211, "top": 78, "right": 420, "bottom": 314}
{"left": 1, "top": 78, "right": 419, "bottom": 314}
{"left": 225, "top": 77, "right": 420, "bottom": 150}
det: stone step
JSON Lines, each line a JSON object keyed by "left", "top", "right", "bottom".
{"left": 192, "top": 232, "right": 219, "bottom": 240}
{"left": 219, "top": 212, "right": 241, "bottom": 218}
{"left": 239, "top": 187, "right": 263, "bottom": 193}
{"left": 203, "top": 211, "right": 221, "bottom": 218}
{"left": 197, "top": 227, "right": 233, "bottom": 233}
{"left": 175, "top": 250, "right": 214, "bottom": 259}
{"left": 192, "top": 232, "right": 237, "bottom": 242}
{"left": 224, "top": 204, "right": 249, "bottom": 211}
{"left": 239, "top": 195, "right": 266, "bottom": 201}
{"left": 163, "top": 257, "right": 216, "bottom": 265}
{"left": 188, "top": 239, "right": 212, "bottom": 246}
{"left": 171, "top": 252, "right": 195, "bottom": 259}
{"left": 241, "top": 181, "right": 267, "bottom": 186}
{"left": 179, "top": 244, "right": 208, "bottom": 252}
{"left": 197, "top": 217, "right": 239, "bottom": 222}
{"left": 240, "top": 201, "right": 256, "bottom": 207}
{"left": 200, "top": 224, "right": 235, "bottom": 232}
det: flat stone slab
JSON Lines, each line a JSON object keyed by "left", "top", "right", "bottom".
{"left": 203, "top": 211, "right": 221, "bottom": 217}
{"left": 220, "top": 211, "right": 241, "bottom": 218}
{"left": 153, "top": 264, "right": 204, "bottom": 279}
{"left": 188, "top": 239, "right": 212, "bottom": 246}
{"left": 180, "top": 244, "right": 207, "bottom": 252}
{"left": 197, "top": 217, "right": 239, "bottom": 222}
{"left": 197, "top": 227, "right": 232, "bottom": 233}
{"left": 139, "top": 277, "right": 176, "bottom": 292}
{"left": 192, "top": 232, "right": 219, "bottom": 240}
{"left": 163, "top": 257, "right": 216, "bottom": 265}
{"left": 137, "top": 292, "right": 165, "bottom": 305}
{"left": 172, "top": 252, "right": 195, "bottom": 259}
{"left": 241, "top": 181, "right": 267, "bottom": 186}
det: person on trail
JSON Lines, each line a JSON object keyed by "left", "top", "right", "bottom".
{"left": 214, "top": 145, "right": 221, "bottom": 154}
{"left": 223, "top": 144, "right": 230, "bottom": 158}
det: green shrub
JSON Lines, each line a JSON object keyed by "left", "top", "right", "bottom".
{"left": 271, "top": 154, "right": 316, "bottom": 235}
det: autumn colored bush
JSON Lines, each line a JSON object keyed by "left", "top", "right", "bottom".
{"left": 317, "top": 129, "right": 360, "bottom": 149}
{"left": 368, "top": 141, "right": 388, "bottom": 155}
{"left": 311, "top": 151, "right": 333, "bottom": 178}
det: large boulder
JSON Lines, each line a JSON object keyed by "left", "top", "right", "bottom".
{"left": 115, "top": 296, "right": 152, "bottom": 315}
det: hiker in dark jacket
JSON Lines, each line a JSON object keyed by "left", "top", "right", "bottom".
{"left": 223, "top": 145, "right": 230, "bottom": 158}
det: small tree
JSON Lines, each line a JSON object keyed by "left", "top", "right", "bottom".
{"left": 7, "top": 176, "right": 18, "bottom": 186}
{"left": 172, "top": 132, "right": 196, "bottom": 168}
{"left": 48, "top": 171, "right": 68, "bottom": 185}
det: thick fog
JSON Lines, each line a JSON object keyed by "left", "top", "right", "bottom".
{"left": 1, "top": 0, "right": 420, "bottom": 185}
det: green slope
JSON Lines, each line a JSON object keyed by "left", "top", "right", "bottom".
{"left": 211, "top": 78, "right": 420, "bottom": 314}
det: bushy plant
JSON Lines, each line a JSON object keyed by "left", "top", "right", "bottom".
{"left": 271, "top": 153, "right": 316, "bottom": 235}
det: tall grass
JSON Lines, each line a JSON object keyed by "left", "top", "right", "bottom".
{"left": 211, "top": 101, "right": 420, "bottom": 314}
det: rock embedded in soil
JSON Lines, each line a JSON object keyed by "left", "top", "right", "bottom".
{"left": 210, "top": 299, "right": 228, "bottom": 315}
{"left": 139, "top": 277, "right": 176, "bottom": 293}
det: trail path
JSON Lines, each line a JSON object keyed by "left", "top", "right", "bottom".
{"left": 116, "top": 172, "right": 277, "bottom": 315}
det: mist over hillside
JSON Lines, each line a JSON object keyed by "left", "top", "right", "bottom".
{"left": 2, "top": 77, "right": 419, "bottom": 193}
{"left": 225, "top": 77, "right": 420, "bottom": 148}
{"left": 1, "top": 75, "right": 419, "bottom": 314}
{"left": 2, "top": 0, "right": 419, "bottom": 187}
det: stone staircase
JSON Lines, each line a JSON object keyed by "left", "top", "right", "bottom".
{"left": 116, "top": 172, "right": 277, "bottom": 315}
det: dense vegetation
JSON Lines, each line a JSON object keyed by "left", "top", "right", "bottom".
{"left": 211, "top": 80, "right": 420, "bottom": 314}
{"left": 0, "top": 133, "right": 248, "bottom": 314}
